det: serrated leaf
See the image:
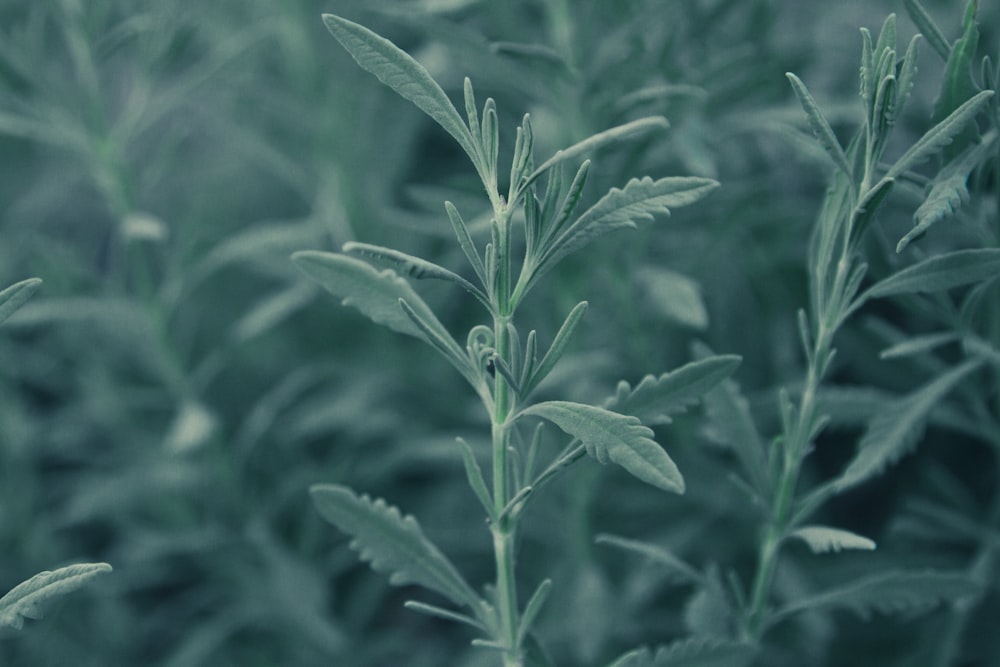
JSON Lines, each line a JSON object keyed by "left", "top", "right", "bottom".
{"left": 0, "top": 278, "right": 42, "bottom": 325}
{"left": 775, "top": 570, "right": 978, "bottom": 622}
{"left": 790, "top": 525, "right": 876, "bottom": 553}
{"left": 606, "top": 639, "right": 755, "bottom": 667}
{"left": 635, "top": 267, "right": 708, "bottom": 329}
{"left": 310, "top": 484, "right": 481, "bottom": 612}
{"left": 885, "top": 90, "right": 993, "bottom": 179}
{"left": 834, "top": 359, "right": 981, "bottom": 492}
{"left": 861, "top": 248, "right": 1000, "bottom": 301}
{"left": 521, "top": 401, "right": 684, "bottom": 493}
{"left": 606, "top": 355, "right": 742, "bottom": 425}
{"left": 533, "top": 176, "right": 718, "bottom": 285}
{"left": 321, "top": 14, "right": 482, "bottom": 177}
{"left": 0, "top": 563, "right": 112, "bottom": 630}
{"left": 785, "top": 72, "right": 852, "bottom": 177}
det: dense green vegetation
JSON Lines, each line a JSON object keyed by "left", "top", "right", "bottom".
{"left": 1, "top": 1, "right": 997, "bottom": 665}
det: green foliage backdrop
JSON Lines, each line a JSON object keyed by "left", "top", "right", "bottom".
{"left": 1, "top": 1, "right": 997, "bottom": 665}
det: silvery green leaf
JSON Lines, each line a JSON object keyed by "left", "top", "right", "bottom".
{"left": 879, "top": 332, "right": 958, "bottom": 360}
{"left": 774, "top": 570, "right": 978, "bottom": 622}
{"left": 606, "top": 355, "right": 742, "bottom": 425}
{"left": 860, "top": 248, "right": 1000, "bottom": 302}
{"left": 321, "top": 14, "right": 483, "bottom": 177}
{"left": 903, "top": 0, "right": 950, "bottom": 60}
{"left": 595, "top": 534, "right": 702, "bottom": 585}
{"left": 834, "top": 359, "right": 982, "bottom": 493}
{"left": 786, "top": 72, "right": 852, "bottom": 177}
{"left": 521, "top": 401, "right": 684, "bottom": 494}
{"left": 533, "top": 176, "right": 718, "bottom": 285}
{"left": 517, "top": 117, "right": 669, "bottom": 197}
{"left": 931, "top": 0, "right": 979, "bottom": 125}
{"left": 635, "top": 267, "right": 708, "bottom": 329}
{"left": 605, "top": 638, "right": 755, "bottom": 667}
{"left": 0, "top": 563, "right": 112, "bottom": 630}
{"left": 343, "top": 241, "right": 489, "bottom": 307}
{"left": 885, "top": 90, "right": 993, "bottom": 179}
{"left": 310, "top": 484, "right": 482, "bottom": 613}
{"left": 790, "top": 525, "right": 876, "bottom": 553}
{"left": 521, "top": 301, "right": 588, "bottom": 396}
{"left": 516, "top": 579, "right": 552, "bottom": 647}
{"left": 0, "top": 277, "right": 42, "bottom": 325}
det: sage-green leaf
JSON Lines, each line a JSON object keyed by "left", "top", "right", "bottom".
{"left": 310, "top": 484, "right": 481, "bottom": 612}
{"left": 518, "top": 117, "right": 669, "bottom": 197}
{"left": 607, "top": 638, "right": 756, "bottom": 667}
{"left": 774, "top": 569, "right": 978, "bottom": 622}
{"left": 606, "top": 355, "right": 742, "bottom": 425}
{"left": 931, "top": 0, "right": 980, "bottom": 126}
{"left": 885, "top": 90, "right": 993, "bottom": 179}
{"left": 321, "top": 14, "right": 482, "bottom": 175}
{"left": 534, "top": 176, "right": 718, "bottom": 284}
{"left": 595, "top": 534, "right": 702, "bottom": 585}
{"left": 343, "top": 241, "right": 489, "bottom": 307}
{"left": 634, "top": 267, "right": 709, "bottom": 330}
{"left": 521, "top": 401, "right": 684, "bottom": 493}
{"left": 834, "top": 359, "right": 981, "bottom": 492}
{"left": 786, "top": 72, "right": 852, "bottom": 177}
{"left": 0, "top": 277, "right": 42, "bottom": 325}
{"left": 0, "top": 563, "right": 112, "bottom": 630}
{"left": 522, "top": 301, "right": 588, "bottom": 396}
{"left": 903, "top": 0, "right": 951, "bottom": 61}
{"left": 861, "top": 248, "right": 1000, "bottom": 301}
{"left": 790, "top": 525, "right": 876, "bottom": 553}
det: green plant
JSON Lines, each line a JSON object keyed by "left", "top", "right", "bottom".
{"left": 294, "top": 13, "right": 737, "bottom": 666}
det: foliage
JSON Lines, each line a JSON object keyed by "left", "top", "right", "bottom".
{"left": 0, "top": 1, "right": 997, "bottom": 666}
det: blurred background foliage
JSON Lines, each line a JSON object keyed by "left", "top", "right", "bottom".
{"left": 0, "top": 0, "right": 996, "bottom": 665}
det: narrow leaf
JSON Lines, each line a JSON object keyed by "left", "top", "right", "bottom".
{"left": 886, "top": 90, "right": 993, "bottom": 179}
{"left": 775, "top": 570, "right": 978, "bottom": 621}
{"left": 521, "top": 401, "right": 684, "bottom": 493}
{"left": 321, "top": 14, "right": 481, "bottom": 174}
{"left": 310, "top": 484, "right": 481, "bottom": 611}
{"left": 403, "top": 600, "right": 485, "bottom": 630}
{"left": 518, "top": 117, "right": 669, "bottom": 197}
{"left": 0, "top": 278, "right": 42, "bottom": 325}
{"left": 931, "top": 0, "right": 980, "bottom": 125}
{"left": 786, "top": 72, "right": 852, "bottom": 177}
{"left": 790, "top": 525, "right": 876, "bottom": 553}
{"left": 903, "top": 0, "right": 951, "bottom": 60}
{"left": 595, "top": 534, "right": 702, "bottom": 585}
{"left": 445, "top": 201, "right": 488, "bottom": 286}
{"left": 516, "top": 579, "right": 552, "bottom": 646}
{"left": 834, "top": 359, "right": 981, "bottom": 492}
{"left": 606, "top": 355, "right": 742, "bottom": 425}
{"left": 522, "top": 301, "right": 588, "bottom": 396}
{"left": 861, "top": 248, "right": 1000, "bottom": 301}
{"left": 880, "top": 332, "right": 959, "bottom": 360}
{"left": 0, "top": 563, "right": 112, "bottom": 630}
{"left": 455, "top": 438, "right": 494, "bottom": 520}
{"left": 343, "top": 241, "right": 489, "bottom": 306}
{"left": 535, "top": 177, "right": 718, "bottom": 284}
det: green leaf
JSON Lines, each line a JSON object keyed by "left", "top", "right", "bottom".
{"left": 634, "top": 267, "right": 708, "bottom": 330}
{"left": 293, "top": 251, "right": 482, "bottom": 393}
{"left": 516, "top": 579, "right": 552, "bottom": 647}
{"left": 595, "top": 534, "right": 702, "bottom": 585}
{"left": 521, "top": 301, "right": 588, "bottom": 396}
{"left": 790, "top": 525, "right": 876, "bottom": 553}
{"left": 607, "top": 638, "right": 756, "bottom": 667}
{"left": 931, "top": 0, "right": 980, "bottom": 126}
{"left": 606, "top": 355, "right": 742, "bottom": 425}
{"left": 0, "top": 563, "right": 112, "bottom": 630}
{"left": 518, "top": 117, "right": 669, "bottom": 197}
{"left": 343, "top": 241, "right": 490, "bottom": 308}
{"left": 861, "top": 248, "right": 1000, "bottom": 301}
{"left": 774, "top": 570, "right": 978, "bottom": 622}
{"left": 445, "top": 201, "right": 488, "bottom": 286}
{"left": 885, "top": 90, "right": 993, "bottom": 179}
{"left": 455, "top": 438, "right": 494, "bottom": 520}
{"left": 310, "top": 484, "right": 481, "bottom": 612}
{"left": 834, "top": 359, "right": 982, "bottom": 492}
{"left": 533, "top": 176, "right": 718, "bottom": 285}
{"left": 786, "top": 72, "right": 852, "bottom": 177}
{"left": 320, "top": 14, "right": 482, "bottom": 177}
{"left": 520, "top": 401, "right": 684, "bottom": 493}
{"left": 879, "top": 332, "right": 959, "bottom": 360}
{"left": 0, "top": 277, "right": 42, "bottom": 325}
{"left": 903, "top": 0, "right": 951, "bottom": 61}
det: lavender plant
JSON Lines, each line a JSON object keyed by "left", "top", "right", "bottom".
{"left": 294, "top": 13, "right": 737, "bottom": 666}
{"left": 601, "top": 5, "right": 998, "bottom": 665}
